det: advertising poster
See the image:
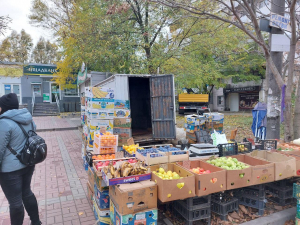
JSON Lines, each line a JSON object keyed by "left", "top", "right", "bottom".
{"left": 239, "top": 93, "right": 259, "bottom": 110}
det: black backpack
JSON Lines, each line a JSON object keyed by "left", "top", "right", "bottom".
{"left": 5, "top": 118, "right": 47, "bottom": 166}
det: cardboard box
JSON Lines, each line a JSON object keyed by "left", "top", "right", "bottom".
{"left": 109, "top": 180, "right": 157, "bottom": 215}
{"left": 150, "top": 163, "right": 195, "bottom": 202}
{"left": 94, "top": 184, "right": 110, "bottom": 209}
{"left": 205, "top": 121, "right": 223, "bottom": 134}
{"left": 177, "top": 160, "right": 227, "bottom": 196}
{"left": 184, "top": 123, "right": 200, "bottom": 133}
{"left": 114, "top": 109, "right": 131, "bottom": 118}
{"left": 86, "top": 109, "right": 114, "bottom": 120}
{"left": 94, "top": 168, "right": 110, "bottom": 190}
{"left": 135, "top": 151, "right": 168, "bottom": 166}
{"left": 87, "top": 182, "right": 94, "bottom": 205}
{"left": 114, "top": 100, "right": 130, "bottom": 110}
{"left": 185, "top": 115, "right": 204, "bottom": 126}
{"left": 85, "top": 87, "right": 114, "bottom": 99}
{"left": 114, "top": 118, "right": 132, "bottom": 129}
{"left": 203, "top": 156, "right": 252, "bottom": 190}
{"left": 92, "top": 197, "right": 110, "bottom": 225}
{"left": 186, "top": 132, "right": 197, "bottom": 144}
{"left": 88, "top": 166, "right": 95, "bottom": 187}
{"left": 88, "top": 119, "right": 114, "bottom": 134}
{"left": 110, "top": 201, "right": 158, "bottom": 225}
{"left": 113, "top": 128, "right": 132, "bottom": 146}
{"left": 162, "top": 150, "right": 189, "bottom": 163}
{"left": 87, "top": 98, "right": 115, "bottom": 110}
{"left": 223, "top": 155, "right": 274, "bottom": 189}
{"left": 250, "top": 150, "right": 297, "bottom": 179}
{"left": 102, "top": 170, "right": 152, "bottom": 186}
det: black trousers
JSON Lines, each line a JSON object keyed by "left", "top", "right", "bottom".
{"left": 0, "top": 166, "right": 40, "bottom": 225}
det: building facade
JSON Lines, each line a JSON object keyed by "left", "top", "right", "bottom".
{"left": 211, "top": 78, "right": 263, "bottom": 112}
{"left": 0, "top": 62, "right": 80, "bottom": 113}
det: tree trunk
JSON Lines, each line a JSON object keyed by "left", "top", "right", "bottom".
{"left": 294, "top": 80, "right": 300, "bottom": 139}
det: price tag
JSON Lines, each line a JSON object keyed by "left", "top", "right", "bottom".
{"left": 127, "top": 138, "right": 135, "bottom": 145}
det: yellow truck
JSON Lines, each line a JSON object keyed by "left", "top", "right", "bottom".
{"left": 178, "top": 93, "right": 209, "bottom": 114}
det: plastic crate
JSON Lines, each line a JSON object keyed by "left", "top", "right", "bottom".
{"left": 178, "top": 195, "right": 211, "bottom": 211}
{"left": 258, "top": 139, "right": 277, "bottom": 150}
{"left": 173, "top": 201, "right": 211, "bottom": 225}
{"left": 211, "top": 194, "right": 238, "bottom": 220}
{"left": 267, "top": 196, "right": 296, "bottom": 206}
{"left": 237, "top": 195, "right": 265, "bottom": 216}
{"left": 93, "top": 145, "right": 117, "bottom": 154}
{"left": 269, "top": 179, "right": 294, "bottom": 188}
{"left": 235, "top": 185, "right": 265, "bottom": 200}
{"left": 294, "top": 183, "right": 300, "bottom": 199}
{"left": 297, "top": 204, "right": 300, "bottom": 219}
{"left": 265, "top": 184, "right": 293, "bottom": 199}
{"left": 218, "top": 143, "right": 237, "bottom": 157}
{"left": 94, "top": 134, "right": 118, "bottom": 147}
{"left": 237, "top": 142, "right": 252, "bottom": 154}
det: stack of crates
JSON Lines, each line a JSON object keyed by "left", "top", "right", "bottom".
{"left": 173, "top": 195, "right": 211, "bottom": 225}
{"left": 234, "top": 184, "right": 266, "bottom": 216}
{"left": 211, "top": 192, "right": 239, "bottom": 220}
{"left": 293, "top": 183, "right": 300, "bottom": 224}
{"left": 266, "top": 179, "right": 296, "bottom": 206}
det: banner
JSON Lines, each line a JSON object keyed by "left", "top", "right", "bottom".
{"left": 77, "top": 64, "right": 87, "bottom": 86}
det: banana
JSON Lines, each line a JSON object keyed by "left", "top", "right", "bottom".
{"left": 114, "top": 168, "right": 121, "bottom": 178}
{"left": 123, "top": 167, "right": 133, "bottom": 177}
{"left": 103, "top": 167, "right": 108, "bottom": 174}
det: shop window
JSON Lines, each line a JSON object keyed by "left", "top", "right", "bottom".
{"left": 64, "top": 87, "right": 79, "bottom": 96}
{"left": 217, "top": 96, "right": 223, "bottom": 105}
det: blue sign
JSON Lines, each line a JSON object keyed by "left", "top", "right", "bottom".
{"left": 4, "top": 85, "right": 11, "bottom": 90}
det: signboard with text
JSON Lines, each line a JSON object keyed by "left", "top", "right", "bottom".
{"left": 24, "top": 65, "right": 58, "bottom": 76}
{"left": 270, "top": 13, "right": 291, "bottom": 32}
{"left": 223, "top": 86, "right": 260, "bottom": 94}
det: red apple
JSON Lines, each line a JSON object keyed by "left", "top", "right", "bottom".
{"left": 206, "top": 170, "right": 211, "bottom": 174}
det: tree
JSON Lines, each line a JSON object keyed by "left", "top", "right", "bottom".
{"left": 0, "top": 15, "right": 11, "bottom": 36}
{"left": 161, "top": 18, "right": 265, "bottom": 90}
{"left": 32, "top": 36, "right": 60, "bottom": 64}
{"left": 0, "top": 29, "right": 33, "bottom": 63}
{"left": 29, "top": 0, "right": 203, "bottom": 84}
{"left": 152, "top": 0, "right": 298, "bottom": 142}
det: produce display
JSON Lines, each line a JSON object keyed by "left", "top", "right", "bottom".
{"left": 152, "top": 167, "right": 182, "bottom": 180}
{"left": 123, "top": 144, "right": 144, "bottom": 155}
{"left": 92, "top": 154, "right": 116, "bottom": 160}
{"left": 95, "top": 158, "right": 137, "bottom": 171}
{"left": 207, "top": 157, "right": 250, "bottom": 170}
{"left": 137, "top": 148, "right": 164, "bottom": 158}
{"left": 158, "top": 146, "right": 187, "bottom": 155}
{"left": 97, "top": 147, "right": 116, "bottom": 154}
{"left": 96, "top": 133, "right": 117, "bottom": 146}
{"left": 189, "top": 167, "right": 211, "bottom": 175}
{"left": 102, "top": 160, "right": 148, "bottom": 178}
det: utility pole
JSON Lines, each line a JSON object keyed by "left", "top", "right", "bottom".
{"left": 266, "top": 0, "right": 284, "bottom": 139}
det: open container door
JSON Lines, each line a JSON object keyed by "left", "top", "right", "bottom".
{"left": 150, "top": 75, "right": 176, "bottom": 139}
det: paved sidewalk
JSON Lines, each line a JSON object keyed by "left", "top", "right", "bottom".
{"left": 33, "top": 117, "right": 82, "bottom": 131}
{"left": 0, "top": 130, "right": 95, "bottom": 225}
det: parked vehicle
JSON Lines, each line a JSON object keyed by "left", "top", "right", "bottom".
{"left": 178, "top": 92, "right": 209, "bottom": 114}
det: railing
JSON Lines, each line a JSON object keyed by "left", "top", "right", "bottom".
{"left": 54, "top": 93, "right": 60, "bottom": 114}
{"left": 32, "top": 92, "right": 35, "bottom": 115}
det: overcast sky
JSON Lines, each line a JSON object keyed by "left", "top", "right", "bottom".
{"left": 0, "top": 0, "right": 53, "bottom": 44}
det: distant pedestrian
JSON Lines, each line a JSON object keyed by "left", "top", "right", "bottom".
{"left": 0, "top": 93, "right": 41, "bottom": 225}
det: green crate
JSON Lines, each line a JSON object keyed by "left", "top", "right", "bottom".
{"left": 294, "top": 183, "right": 300, "bottom": 199}
{"left": 297, "top": 204, "right": 300, "bottom": 219}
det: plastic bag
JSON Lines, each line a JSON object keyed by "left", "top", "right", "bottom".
{"left": 211, "top": 130, "right": 228, "bottom": 146}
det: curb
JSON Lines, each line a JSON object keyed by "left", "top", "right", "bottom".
{"left": 36, "top": 126, "right": 80, "bottom": 132}
{"left": 240, "top": 207, "right": 296, "bottom": 225}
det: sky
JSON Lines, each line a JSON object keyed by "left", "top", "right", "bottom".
{"left": 0, "top": 0, "right": 53, "bottom": 44}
